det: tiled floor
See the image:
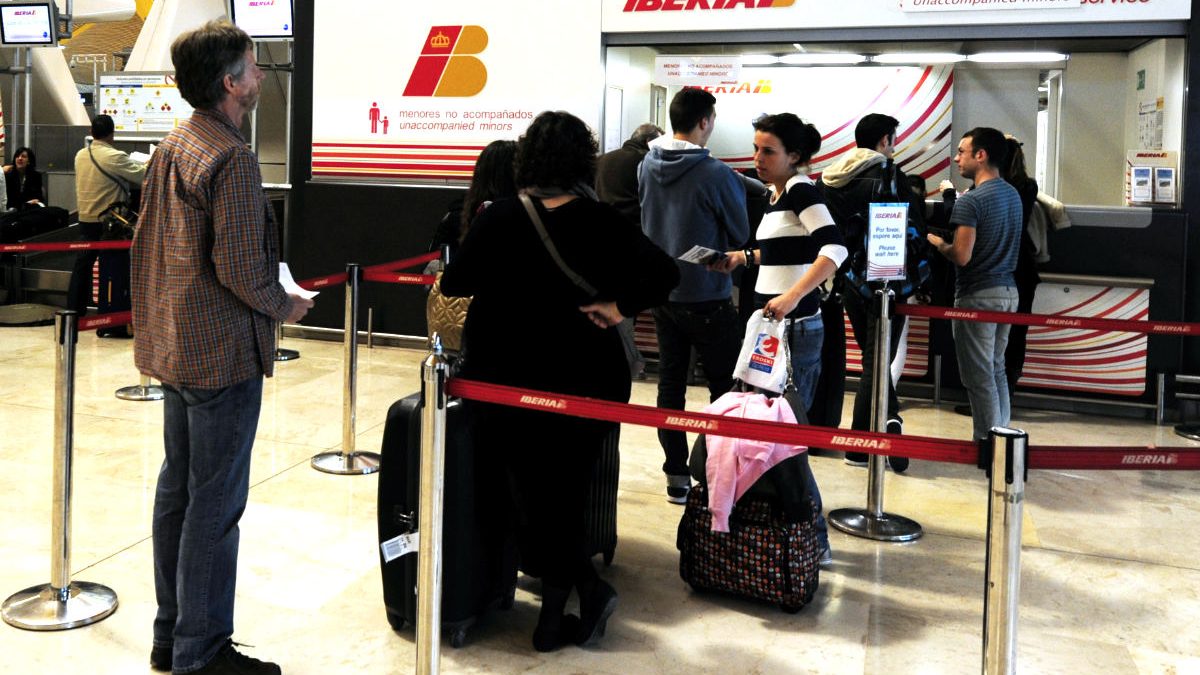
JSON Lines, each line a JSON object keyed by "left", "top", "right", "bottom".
{"left": 1, "top": 326, "right": 1198, "bottom": 674}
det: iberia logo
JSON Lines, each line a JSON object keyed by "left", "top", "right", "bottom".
{"left": 749, "top": 334, "right": 778, "bottom": 373}
{"left": 403, "top": 26, "right": 488, "bottom": 97}
{"left": 624, "top": 0, "right": 794, "bottom": 11}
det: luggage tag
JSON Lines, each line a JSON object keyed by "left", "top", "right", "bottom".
{"left": 380, "top": 531, "right": 420, "bottom": 563}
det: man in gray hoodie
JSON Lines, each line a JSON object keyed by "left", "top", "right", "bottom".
{"left": 639, "top": 87, "right": 751, "bottom": 503}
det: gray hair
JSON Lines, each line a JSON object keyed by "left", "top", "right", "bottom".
{"left": 629, "top": 123, "right": 664, "bottom": 145}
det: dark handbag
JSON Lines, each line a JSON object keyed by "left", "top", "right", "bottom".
{"left": 519, "top": 194, "right": 640, "bottom": 377}
{"left": 98, "top": 201, "right": 137, "bottom": 240}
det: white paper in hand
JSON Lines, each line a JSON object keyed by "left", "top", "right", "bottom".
{"left": 678, "top": 245, "right": 726, "bottom": 265}
{"left": 279, "top": 263, "right": 319, "bottom": 300}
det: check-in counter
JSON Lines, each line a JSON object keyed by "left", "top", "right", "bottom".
{"left": 893, "top": 203, "right": 1190, "bottom": 414}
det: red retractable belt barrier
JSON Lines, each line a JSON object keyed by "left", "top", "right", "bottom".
{"left": 1028, "top": 445, "right": 1200, "bottom": 471}
{"left": 897, "top": 303, "right": 1200, "bottom": 337}
{"left": 296, "top": 251, "right": 441, "bottom": 291}
{"left": 1, "top": 241, "right": 132, "bottom": 253}
{"left": 447, "top": 378, "right": 980, "bottom": 466}
{"left": 362, "top": 271, "right": 437, "bottom": 285}
{"left": 79, "top": 311, "right": 132, "bottom": 332}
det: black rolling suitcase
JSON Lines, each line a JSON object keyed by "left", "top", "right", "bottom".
{"left": 97, "top": 250, "right": 131, "bottom": 313}
{"left": 377, "top": 392, "right": 515, "bottom": 647}
{"left": 96, "top": 250, "right": 132, "bottom": 337}
{"left": 585, "top": 428, "right": 619, "bottom": 566}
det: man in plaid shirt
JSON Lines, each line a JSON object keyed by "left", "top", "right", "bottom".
{"left": 131, "top": 20, "right": 313, "bottom": 675}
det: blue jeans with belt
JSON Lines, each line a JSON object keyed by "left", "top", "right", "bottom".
{"left": 152, "top": 376, "right": 263, "bottom": 673}
{"left": 786, "top": 313, "right": 830, "bottom": 552}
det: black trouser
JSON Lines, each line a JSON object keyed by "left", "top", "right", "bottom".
{"left": 652, "top": 299, "right": 741, "bottom": 477}
{"left": 67, "top": 221, "right": 102, "bottom": 313}
{"left": 1004, "top": 249, "right": 1040, "bottom": 394}
{"left": 843, "top": 287, "right": 906, "bottom": 431}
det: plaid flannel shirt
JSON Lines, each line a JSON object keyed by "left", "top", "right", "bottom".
{"left": 132, "top": 109, "right": 291, "bottom": 388}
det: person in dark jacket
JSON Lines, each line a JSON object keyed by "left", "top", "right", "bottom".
{"left": 820, "top": 113, "right": 926, "bottom": 472}
{"left": 595, "top": 123, "right": 662, "bottom": 378}
{"left": 441, "top": 110, "right": 678, "bottom": 653}
{"left": 595, "top": 123, "right": 662, "bottom": 226}
{"left": 3, "top": 146, "right": 44, "bottom": 208}
{"left": 998, "top": 135, "right": 1039, "bottom": 399}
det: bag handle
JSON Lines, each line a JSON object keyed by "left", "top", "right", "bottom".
{"left": 519, "top": 193, "right": 598, "bottom": 297}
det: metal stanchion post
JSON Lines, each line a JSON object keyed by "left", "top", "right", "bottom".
{"left": 275, "top": 321, "right": 300, "bottom": 362}
{"left": 3, "top": 311, "right": 118, "bottom": 630}
{"left": 982, "top": 427, "right": 1027, "bottom": 675}
{"left": 115, "top": 374, "right": 164, "bottom": 402}
{"left": 415, "top": 335, "right": 448, "bottom": 675}
{"left": 829, "top": 287, "right": 923, "bottom": 542}
{"left": 934, "top": 354, "right": 943, "bottom": 406}
{"left": 312, "top": 264, "right": 381, "bottom": 474}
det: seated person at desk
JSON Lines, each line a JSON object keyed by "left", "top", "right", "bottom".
{"left": 3, "top": 146, "right": 43, "bottom": 208}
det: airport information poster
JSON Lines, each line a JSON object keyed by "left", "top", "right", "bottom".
{"left": 99, "top": 72, "right": 194, "bottom": 138}
{"left": 310, "top": 0, "right": 602, "bottom": 183}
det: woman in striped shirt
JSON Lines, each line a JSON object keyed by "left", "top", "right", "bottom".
{"left": 714, "top": 112, "right": 847, "bottom": 562}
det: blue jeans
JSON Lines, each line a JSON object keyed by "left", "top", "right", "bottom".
{"left": 653, "top": 299, "right": 741, "bottom": 477}
{"left": 153, "top": 377, "right": 264, "bottom": 673}
{"left": 786, "top": 314, "right": 829, "bottom": 551}
{"left": 953, "top": 286, "right": 1019, "bottom": 441}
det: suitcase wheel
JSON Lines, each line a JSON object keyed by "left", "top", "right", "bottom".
{"left": 385, "top": 609, "right": 406, "bottom": 631}
{"left": 780, "top": 603, "right": 802, "bottom": 615}
{"left": 449, "top": 627, "right": 468, "bottom": 649}
{"left": 603, "top": 548, "right": 614, "bottom": 567}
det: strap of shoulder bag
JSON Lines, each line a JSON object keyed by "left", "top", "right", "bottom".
{"left": 87, "top": 141, "right": 132, "bottom": 204}
{"left": 519, "top": 193, "right": 597, "bottom": 297}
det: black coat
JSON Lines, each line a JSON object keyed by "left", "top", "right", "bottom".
{"left": 5, "top": 168, "right": 42, "bottom": 208}
{"left": 441, "top": 196, "right": 678, "bottom": 403}
{"left": 595, "top": 139, "right": 650, "bottom": 226}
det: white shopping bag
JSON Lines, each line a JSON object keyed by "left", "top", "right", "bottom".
{"left": 732, "top": 309, "right": 790, "bottom": 394}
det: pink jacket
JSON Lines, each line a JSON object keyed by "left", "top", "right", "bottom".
{"left": 702, "top": 391, "right": 808, "bottom": 532}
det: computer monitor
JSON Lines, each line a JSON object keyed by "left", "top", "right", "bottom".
{"left": 0, "top": 1, "right": 58, "bottom": 46}
{"left": 228, "top": 0, "right": 294, "bottom": 41}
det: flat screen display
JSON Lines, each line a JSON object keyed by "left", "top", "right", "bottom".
{"left": 228, "top": 0, "right": 294, "bottom": 40}
{"left": 0, "top": 2, "right": 57, "bottom": 46}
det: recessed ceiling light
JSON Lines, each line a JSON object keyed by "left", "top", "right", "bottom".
{"left": 873, "top": 52, "right": 965, "bottom": 64}
{"left": 779, "top": 53, "right": 867, "bottom": 65}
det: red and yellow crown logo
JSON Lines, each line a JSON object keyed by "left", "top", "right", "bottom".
{"left": 404, "top": 26, "right": 488, "bottom": 98}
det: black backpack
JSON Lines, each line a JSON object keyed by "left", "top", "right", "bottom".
{"left": 827, "top": 160, "right": 930, "bottom": 300}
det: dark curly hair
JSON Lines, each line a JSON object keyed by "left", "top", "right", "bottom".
{"left": 515, "top": 111, "right": 597, "bottom": 191}
{"left": 753, "top": 113, "right": 822, "bottom": 166}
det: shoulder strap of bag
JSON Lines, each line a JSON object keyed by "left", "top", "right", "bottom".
{"left": 87, "top": 142, "right": 132, "bottom": 203}
{"left": 519, "top": 193, "right": 598, "bottom": 297}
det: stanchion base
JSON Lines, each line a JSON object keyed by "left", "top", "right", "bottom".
{"left": 115, "top": 385, "right": 164, "bottom": 402}
{"left": 274, "top": 348, "right": 300, "bottom": 362}
{"left": 311, "top": 451, "right": 381, "bottom": 475}
{"left": 1174, "top": 424, "right": 1200, "bottom": 441}
{"left": 828, "top": 508, "right": 923, "bottom": 542}
{"left": 2, "top": 582, "right": 118, "bottom": 631}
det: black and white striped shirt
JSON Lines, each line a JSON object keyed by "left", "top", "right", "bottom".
{"left": 755, "top": 174, "right": 848, "bottom": 319}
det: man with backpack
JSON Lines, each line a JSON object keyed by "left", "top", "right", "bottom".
{"left": 821, "top": 113, "right": 929, "bottom": 472}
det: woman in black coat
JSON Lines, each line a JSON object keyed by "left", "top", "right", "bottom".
{"left": 440, "top": 110, "right": 678, "bottom": 652}
{"left": 4, "top": 146, "right": 44, "bottom": 208}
